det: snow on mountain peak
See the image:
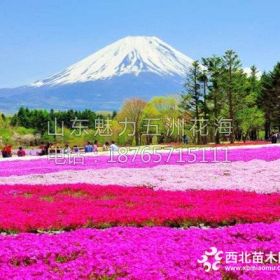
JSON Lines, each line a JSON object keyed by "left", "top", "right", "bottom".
{"left": 32, "top": 36, "right": 194, "bottom": 87}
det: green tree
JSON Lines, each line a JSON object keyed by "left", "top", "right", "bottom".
{"left": 117, "top": 98, "right": 147, "bottom": 146}
{"left": 259, "top": 63, "right": 280, "bottom": 138}
{"left": 222, "top": 50, "right": 242, "bottom": 143}
{"left": 143, "top": 96, "right": 181, "bottom": 143}
{"left": 241, "top": 66, "right": 263, "bottom": 140}
{"left": 180, "top": 61, "right": 202, "bottom": 144}
{"left": 202, "top": 56, "right": 224, "bottom": 144}
{"left": 198, "top": 70, "right": 209, "bottom": 144}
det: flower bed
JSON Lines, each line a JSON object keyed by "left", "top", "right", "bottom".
{"left": 0, "top": 146, "right": 279, "bottom": 177}
{"left": 2, "top": 159, "right": 280, "bottom": 194}
{"left": 1, "top": 223, "right": 280, "bottom": 279}
{"left": 1, "top": 145, "right": 279, "bottom": 279}
{"left": 1, "top": 184, "right": 280, "bottom": 232}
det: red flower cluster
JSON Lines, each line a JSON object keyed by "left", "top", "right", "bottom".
{"left": 1, "top": 184, "right": 280, "bottom": 232}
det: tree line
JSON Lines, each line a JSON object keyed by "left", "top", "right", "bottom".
{"left": 181, "top": 50, "right": 280, "bottom": 144}
{"left": 10, "top": 108, "right": 111, "bottom": 134}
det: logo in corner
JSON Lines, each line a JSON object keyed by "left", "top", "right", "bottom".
{"left": 198, "top": 247, "right": 223, "bottom": 272}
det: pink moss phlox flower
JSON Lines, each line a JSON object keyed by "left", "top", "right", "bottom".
{"left": 0, "top": 223, "right": 280, "bottom": 279}
{"left": 0, "top": 146, "right": 279, "bottom": 177}
{"left": 0, "top": 184, "right": 279, "bottom": 232}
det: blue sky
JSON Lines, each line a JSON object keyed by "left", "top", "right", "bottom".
{"left": 0, "top": 0, "right": 279, "bottom": 87}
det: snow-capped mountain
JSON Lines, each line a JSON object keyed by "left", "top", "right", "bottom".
{"left": 33, "top": 36, "right": 193, "bottom": 86}
{"left": 0, "top": 36, "right": 194, "bottom": 113}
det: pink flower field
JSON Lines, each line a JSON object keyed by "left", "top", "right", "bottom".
{"left": 1, "top": 184, "right": 280, "bottom": 232}
{"left": 1, "top": 146, "right": 279, "bottom": 177}
{"left": 2, "top": 159, "right": 279, "bottom": 193}
{"left": 0, "top": 145, "right": 280, "bottom": 279}
{"left": 1, "top": 223, "right": 280, "bottom": 280}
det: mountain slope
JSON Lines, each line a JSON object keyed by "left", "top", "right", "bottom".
{"left": 33, "top": 36, "right": 193, "bottom": 87}
{"left": 0, "top": 36, "right": 194, "bottom": 113}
